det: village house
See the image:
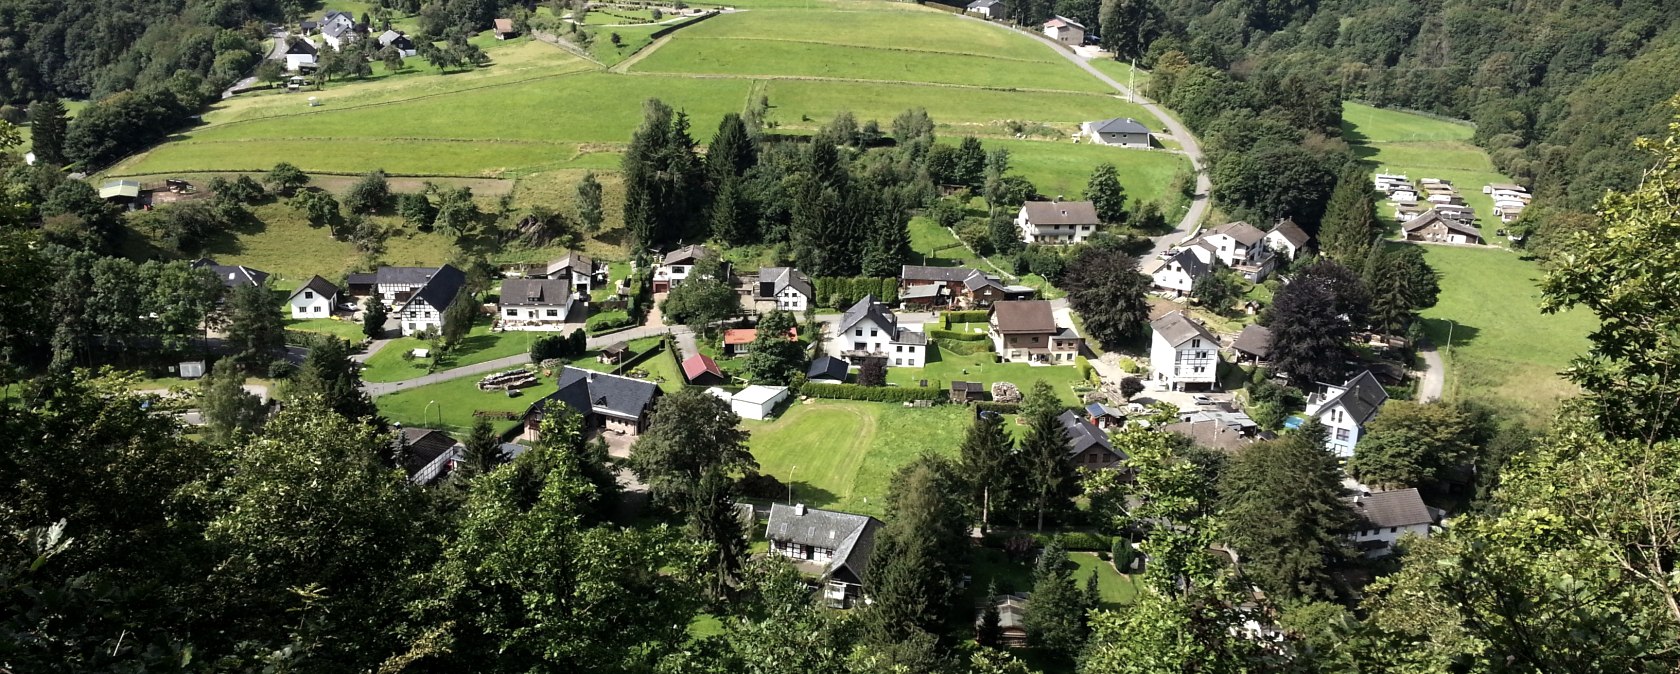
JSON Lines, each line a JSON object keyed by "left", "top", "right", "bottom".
{"left": 1080, "top": 117, "right": 1152, "bottom": 148}
{"left": 1403, "top": 210, "right": 1484, "bottom": 245}
{"left": 757, "top": 266, "right": 814, "bottom": 311}
{"left": 1149, "top": 311, "right": 1219, "bottom": 391}
{"left": 493, "top": 18, "right": 518, "bottom": 39}
{"left": 521, "top": 367, "right": 663, "bottom": 440}
{"left": 1187, "top": 221, "right": 1275, "bottom": 280}
{"left": 1348, "top": 487, "right": 1438, "bottom": 558}
{"left": 396, "top": 427, "right": 462, "bottom": 486}
{"left": 899, "top": 265, "right": 1011, "bottom": 309}
{"left": 828, "top": 295, "right": 927, "bottom": 367}
{"left": 286, "top": 275, "right": 340, "bottom": 319}
{"left": 392, "top": 266, "right": 466, "bottom": 336}
{"left": 1017, "top": 200, "right": 1102, "bottom": 244}
{"left": 1060, "top": 410, "right": 1125, "bottom": 469}
{"left": 652, "top": 245, "right": 718, "bottom": 293}
{"left": 765, "top": 503, "right": 882, "bottom": 609}
{"left": 284, "top": 37, "right": 319, "bottom": 71}
{"left": 1167, "top": 407, "right": 1265, "bottom": 452}
{"left": 977, "top": 594, "right": 1031, "bottom": 647}
{"left": 966, "top": 0, "right": 1004, "bottom": 18}
{"left": 723, "top": 326, "right": 797, "bottom": 356}
{"left": 377, "top": 30, "right": 418, "bottom": 56}
{"left": 1305, "top": 370, "right": 1388, "bottom": 457}
{"left": 1042, "top": 15, "right": 1085, "bottom": 44}
{"left": 191, "top": 258, "right": 270, "bottom": 290}
{"left": 538, "top": 251, "right": 606, "bottom": 295}
{"left": 319, "top": 11, "right": 360, "bottom": 50}
{"left": 988, "top": 300, "right": 1083, "bottom": 364}
{"left": 1084, "top": 402, "right": 1126, "bottom": 429}
{"left": 1262, "top": 218, "right": 1310, "bottom": 261}
{"left": 1143, "top": 248, "right": 1211, "bottom": 297}
{"left": 497, "top": 278, "right": 581, "bottom": 330}
{"left": 681, "top": 353, "right": 727, "bottom": 386}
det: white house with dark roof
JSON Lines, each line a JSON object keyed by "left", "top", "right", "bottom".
{"left": 1042, "top": 15, "right": 1085, "bottom": 44}
{"left": 1149, "top": 311, "right": 1219, "bottom": 391}
{"left": 757, "top": 266, "right": 813, "bottom": 311}
{"left": 1059, "top": 410, "right": 1125, "bottom": 469}
{"left": 539, "top": 251, "right": 605, "bottom": 295}
{"left": 284, "top": 38, "right": 319, "bottom": 71}
{"left": 377, "top": 30, "right": 418, "bottom": 56}
{"left": 1144, "top": 248, "right": 1210, "bottom": 297}
{"left": 1186, "top": 221, "right": 1275, "bottom": 280}
{"left": 1017, "top": 200, "right": 1102, "bottom": 244}
{"left": 1081, "top": 117, "right": 1152, "bottom": 148}
{"left": 385, "top": 265, "right": 466, "bottom": 336}
{"left": 1263, "top": 218, "right": 1311, "bottom": 260}
{"left": 191, "top": 258, "right": 270, "bottom": 290}
{"left": 828, "top": 295, "right": 926, "bottom": 367}
{"left": 286, "top": 275, "right": 340, "bottom": 318}
{"left": 766, "top": 503, "right": 882, "bottom": 608}
{"left": 653, "top": 244, "right": 716, "bottom": 293}
{"left": 1348, "top": 487, "right": 1436, "bottom": 557}
{"left": 966, "top": 0, "right": 1003, "bottom": 18}
{"left": 497, "top": 278, "right": 580, "bottom": 330}
{"left": 521, "top": 367, "right": 663, "bottom": 439}
{"left": 319, "top": 10, "right": 359, "bottom": 50}
{"left": 1306, "top": 370, "right": 1388, "bottom": 457}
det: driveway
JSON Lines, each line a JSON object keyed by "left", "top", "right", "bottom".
{"left": 1417, "top": 347, "right": 1444, "bottom": 402}
{"left": 956, "top": 15, "right": 1211, "bottom": 256}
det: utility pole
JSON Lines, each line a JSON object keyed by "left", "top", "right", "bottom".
{"left": 1129, "top": 57, "right": 1136, "bottom": 103}
{"left": 788, "top": 465, "right": 797, "bottom": 504}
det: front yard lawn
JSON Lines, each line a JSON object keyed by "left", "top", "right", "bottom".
{"left": 360, "top": 323, "right": 543, "bottom": 383}
{"left": 285, "top": 317, "right": 367, "bottom": 342}
{"left": 1069, "top": 552, "right": 1138, "bottom": 608}
{"left": 883, "top": 345, "right": 1087, "bottom": 405}
{"left": 375, "top": 371, "right": 557, "bottom": 435}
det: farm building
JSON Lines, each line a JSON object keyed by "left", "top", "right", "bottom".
{"left": 731, "top": 385, "right": 790, "bottom": 421}
{"left": 494, "top": 18, "right": 518, "bottom": 39}
{"left": 682, "top": 353, "right": 727, "bottom": 386}
{"left": 966, "top": 0, "right": 1004, "bottom": 18}
{"left": 1042, "top": 15, "right": 1084, "bottom": 44}
{"left": 1080, "top": 117, "right": 1151, "bottom": 148}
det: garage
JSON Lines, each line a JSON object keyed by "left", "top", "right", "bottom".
{"left": 731, "top": 385, "right": 790, "bottom": 421}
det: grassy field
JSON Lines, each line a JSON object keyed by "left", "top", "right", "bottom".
{"left": 764, "top": 79, "right": 1144, "bottom": 135}
{"left": 360, "top": 323, "right": 539, "bottom": 383}
{"left": 744, "top": 400, "right": 971, "bottom": 517}
{"left": 980, "top": 137, "right": 1188, "bottom": 205}
{"left": 883, "top": 344, "right": 1087, "bottom": 405}
{"left": 284, "top": 316, "right": 366, "bottom": 341}
{"left": 1070, "top": 552, "right": 1138, "bottom": 607}
{"left": 1415, "top": 245, "right": 1594, "bottom": 425}
{"left": 376, "top": 371, "right": 553, "bottom": 434}
{"left": 1087, "top": 58, "right": 1150, "bottom": 92}
{"left": 1342, "top": 101, "right": 1514, "bottom": 238}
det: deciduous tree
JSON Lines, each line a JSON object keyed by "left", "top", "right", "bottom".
{"left": 1085, "top": 162, "right": 1129, "bottom": 226}
{"left": 1348, "top": 401, "right": 1482, "bottom": 489}
{"left": 628, "top": 387, "right": 757, "bottom": 509}
{"left": 1061, "top": 247, "right": 1151, "bottom": 349}
{"left": 200, "top": 358, "right": 264, "bottom": 444}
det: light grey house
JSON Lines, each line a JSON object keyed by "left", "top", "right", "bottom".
{"left": 1081, "top": 117, "right": 1152, "bottom": 148}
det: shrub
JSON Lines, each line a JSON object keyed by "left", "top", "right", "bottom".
{"left": 974, "top": 401, "right": 1020, "bottom": 414}
{"left": 531, "top": 334, "right": 569, "bottom": 363}
{"left": 942, "top": 310, "right": 991, "bottom": 325}
{"left": 738, "top": 473, "right": 787, "bottom": 500}
{"left": 586, "top": 310, "right": 634, "bottom": 334}
{"left": 800, "top": 382, "right": 946, "bottom": 403}
{"left": 1037, "top": 531, "right": 1111, "bottom": 551}
{"left": 926, "top": 328, "right": 988, "bottom": 342}
{"left": 1076, "top": 356, "right": 1094, "bottom": 383}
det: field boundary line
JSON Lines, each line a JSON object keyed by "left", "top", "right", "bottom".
{"left": 669, "top": 35, "right": 1059, "bottom": 64}
{"left": 619, "top": 70, "right": 1106, "bottom": 96}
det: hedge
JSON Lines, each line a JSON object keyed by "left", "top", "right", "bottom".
{"left": 801, "top": 382, "right": 947, "bottom": 403}
{"left": 974, "top": 401, "right": 1019, "bottom": 414}
{"left": 814, "top": 276, "right": 897, "bottom": 307}
{"left": 283, "top": 330, "right": 346, "bottom": 350}
{"left": 940, "top": 310, "right": 991, "bottom": 327}
{"left": 941, "top": 339, "right": 992, "bottom": 356}
{"left": 926, "top": 328, "right": 989, "bottom": 342}
{"left": 586, "top": 310, "right": 634, "bottom": 335}
{"left": 1045, "top": 531, "right": 1113, "bottom": 551}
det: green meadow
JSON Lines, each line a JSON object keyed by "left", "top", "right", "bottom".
{"left": 1342, "top": 101, "right": 1516, "bottom": 237}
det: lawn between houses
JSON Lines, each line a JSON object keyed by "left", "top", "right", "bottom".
{"left": 883, "top": 344, "right": 1089, "bottom": 406}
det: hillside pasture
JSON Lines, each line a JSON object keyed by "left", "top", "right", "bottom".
{"left": 764, "top": 79, "right": 1148, "bottom": 133}
{"left": 1343, "top": 101, "right": 1514, "bottom": 236}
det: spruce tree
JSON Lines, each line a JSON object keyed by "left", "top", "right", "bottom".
{"left": 1364, "top": 244, "right": 1440, "bottom": 335}
{"left": 1020, "top": 382, "right": 1075, "bottom": 531}
{"left": 200, "top": 358, "right": 264, "bottom": 444}
{"left": 689, "top": 466, "right": 748, "bottom": 600}
{"left": 866, "top": 455, "right": 969, "bottom": 641}
{"left": 1217, "top": 423, "right": 1358, "bottom": 600}
{"left": 708, "top": 112, "right": 757, "bottom": 181}
{"left": 292, "top": 336, "right": 380, "bottom": 424}
{"left": 28, "top": 96, "right": 69, "bottom": 165}
{"left": 576, "top": 171, "right": 604, "bottom": 232}
{"left": 1317, "top": 168, "right": 1381, "bottom": 272}
{"left": 362, "top": 300, "right": 387, "bottom": 339}
{"left": 1024, "top": 539, "right": 1087, "bottom": 653}
{"left": 225, "top": 280, "right": 284, "bottom": 372}
{"left": 959, "top": 409, "right": 1014, "bottom": 531}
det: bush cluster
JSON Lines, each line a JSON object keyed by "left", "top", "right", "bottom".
{"left": 800, "top": 382, "right": 947, "bottom": 403}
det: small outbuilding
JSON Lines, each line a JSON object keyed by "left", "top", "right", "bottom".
{"left": 950, "top": 380, "right": 985, "bottom": 403}
{"left": 807, "top": 355, "right": 850, "bottom": 383}
{"left": 493, "top": 18, "right": 518, "bottom": 39}
{"left": 598, "top": 341, "right": 630, "bottom": 365}
{"left": 682, "top": 353, "right": 727, "bottom": 386}
{"left": 731, "top": 385, "right": 790, "bottom": 421}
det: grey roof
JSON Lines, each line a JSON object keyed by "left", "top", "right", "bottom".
{"left": 963, "top": 273, "right": 1005, "bottom": 292}
{"left": 499, "top": 278, "right": 572, "bottom": 307}
{"left": 900, "top": 284, "right": 942, "bottom": 300}
{"left": 287, "top": 275, "right": 339, "bottom": 302}
{"left": 1268, "top": 218, "right": 1310, "bottom": 247}
{"left": 191, "top": 258, "right": 270, "bottom": 289}
{"left": 1231, "top": 324, "right": 1272, "bottom": 358}
{"left": 377, "top": 30, "right": 410, "bottom": 47}
{"left": 1313, "top": 370, "right": 1388, "bottom": 426}
{"left": 760, "top": 266, "right": 813, "bottom": 298}
{"left": 528, "top": 366, "right": 661, "bottom": 422}
{"left": 322, "top": 21, "right": 351, "bottom": 38}
{"left": 397, "top": 428, "right": 459, "bottom": 480}
{"left": 1092, "top": 117, "right": 1149, "bottom": 134}
{"left": 893, "top": 329, "right": 927, "bottom": 346}
{"left": 979, "top": 593, "right": 1030, "bottom": 629}
{"left": 967, "top": 0, "right": 1002, "bottom": 7}
{"left": 1085, "top": 402, "right": 1124, "bottom": 418}
{"left": 376, "top": 266, "right": 445, "bottom": 286}
{"left": 1163, "top": 248, "right": 1210, "bottom": 278}
{"left": 1403, "top": 210, "right": 1481, "bottom": 239}
{"left": 1021, "top": 200, "right": 1100, "bottom": 226}
{"left": 990, "top": 300, "right": 1057, "bottom": 334}
{"left": 808, "top": 355, "right": 850, "bottom": 380}
{"left": 766, "top": 504, "right": 882, "bottom": 584}
{"left": 663, "top": 244, "right": 711, "bottom": 265}
{"left": 836, "top": 295, "right": 897, "bottom": 335}
{"left": 1058, "top": 409, "right": 1119, "bottom": 459}
{"left": 1165, "top": 418, "right": 1256, "bottom": 452}
{"left": 1150, "top": 311, "right": 1215, "bottom": 348}
{"left": 1351, "top": 488, "right": 1432, "bottom": 529}
{"left": 286, "top": 39, "right": 318, "bottom": 55}
{"left": 1045, "top": 14, "right": 1085, "bottom": 29}
{"left": 1209, "top": 221, "right": 1268, "bottom": 246}
{"left": 346, "top": 272, "right": 377, "bottom": 286}
{"left": 400, "top": 265, "right": 466, "bottom": 313}
{"left": 900, "top": 264, "right": 986, "bottom": 283}
{"left": 544, "top": 251, "right": 597, "bottom": 277}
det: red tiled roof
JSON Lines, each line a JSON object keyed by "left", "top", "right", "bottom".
{"left": 682, "top": 354, "right": 722, "bottom": 380}
{"left": 724, "top": 327, "right": 797, "bottom": 345}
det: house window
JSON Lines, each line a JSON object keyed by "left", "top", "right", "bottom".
{"left": 907, "top": 346, "right": 915, "bottom": 353}
{"left": 506, "top": 309, "right": 517, "bottom": 316}
{"left": 1193, "top": 366, "right": 1204, "bottom": 373}
{"left": 545, "top": 309, "right": 559, "bottom": 317}
{"left": 1031, "top": 336, "right": 1039, "bottom": 344}
{"left": 1191, "top": 339, "right": 1201, "bottom": 348}
{"left": 1389, "top": 527, "right": 1398, "bottom": 534}
{"left": 313, "top": 306, "right": 322, "bottom": 313}
{"left": 855, "top": 329, "right": 863, "bottom": 337}
{"left": 895, "top": 345, "right": 902, "bottom": 352}
{"left": 1196, "top": 351, "right": 1207, "bottom": 358}
{"left": 895, "top": 358, "right": 903, "bottom": 365}
{"left": 424, "top": 311, "right": 434, "bottom": 319}
{"left": 870, "top": 329, "right": 878, "bottom": 337}
{"left": 1335, "top": 428, "right": 1351, "bottom": 441}
{"left": 303, "top": 291, "right": 314, "bottom": 299}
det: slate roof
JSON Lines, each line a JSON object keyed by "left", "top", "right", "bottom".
{"left": 499, "top": 278, "right": 572, "bottom": 306}
{"left": 990, "top": 300, "right": 1058, "bottom": 334}
{"left": 759, "top": 266, "right": 813, "bottom": 298}
{"left": 1351, "top": 488, "right": 1433, "bottom": 529}
{"left": 1165, "top": 418, "right": 1255, "bottom": 452}
{"left": 191, "top": 258, "right": 270, "bottom": 289}
{"left": 399, "top": 265, "right": 466, "bottom": 313}
{"left": 807, "top": 355, "right": 850, "bottom": 381}
{"left": 544, "top": 251, "right": 596, "bottom": 277}
{"left": 529, "top": 366, "right": 661, "bottom": 422}
{"left": 766, "top": 504, "right": 881, "bottom": 584}
{"left": 1403, "top": 209, "right": 1482, "bottom": 239}
{"left": 1312, "top": 370, "right": 1388, "bottom": 425}
{"left": 893, "top": 329, "right": 927, "bottom": 346}
{"left": 1150, "top": 311, "right": 1215, "bottom": 347}
{"left": 836, "top": 295, "right": 897, "bottom": 335}
{"left": 286, "top": 38, "right": 319, "bottom": 55}
{"left": 967, "top": 0, "right": 1002, "bottom": 8}
{"left": 1209, "top": 221, "right": 1268, "bottom": 246}
{"left": 494, "top": 18, "right": 515, "bottom": 33}
{"left": 682, "top": 354, "right": 724, "bottom": 381}
{"left": 1268, "top": 218, "right": 1310, "bottom": 247}
{"left": 1161, "top": 248, "right": 1210, "bottom": 278}
{"left": 1091, "top": 117, "right": 1149, "bottom": 134}
{"left": 398, "top": 428, "right": 460, "bottom": 481}
{"left": 1231, "top": 324, "right": 1273, "bottom": 358}
{"left": 378, "top": 30, "right": 411, "bottom": 48}
{"left": 321, "top": 21, "right": 352, "bottom": 38}
{"left": 1021, "top": 200, "right": 1100, "bottom": 226}
{"left": 900, "top": 264, "right": 986, "bottom": 283}
{"left": 287, "top": 275, "right": 339, "bottom": 302}
{"left": 901, "top": 284, "right": 942, "bottom": 300}
{"left": 1058, "top": 409, "right": 1120, "bottom": 459}
{"left": 376, "top": 266, "right": 445, "bottom": 286}
{"left": 663, "top": 244, "right": 711, "bottom": 265}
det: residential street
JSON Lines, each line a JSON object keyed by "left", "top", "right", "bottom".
{"left": 361, "top": 324, "right": 691, "bottom": 397}
{"left": 223, "top": 28, "right": 288, "bottom": 98}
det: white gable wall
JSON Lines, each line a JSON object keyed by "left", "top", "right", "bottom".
{"left": 289, "top": 289, "right": 335, "bottom": 318}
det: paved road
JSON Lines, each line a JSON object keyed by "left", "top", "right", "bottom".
{"left": 958, "top": 16, "right": 1211, "bottom": 257}
{"left": 353, "top": 337, "right": 394, "bottom": 363}
{"left": 362, "top": 324, "right": 691, "bottom": 397}
{"left": 224, "top": 29, "right": 289, "bottom": 98}
{"left": 1417, "top": 347, "right": 1445, "bottom": 402}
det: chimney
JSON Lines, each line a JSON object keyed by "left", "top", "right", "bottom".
{"left": 795, "top": 503, "right": 807, "bottom": 516}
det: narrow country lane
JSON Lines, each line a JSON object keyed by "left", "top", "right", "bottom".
{"left": 362, "top": 324, "right": 692, "bottom": 398}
